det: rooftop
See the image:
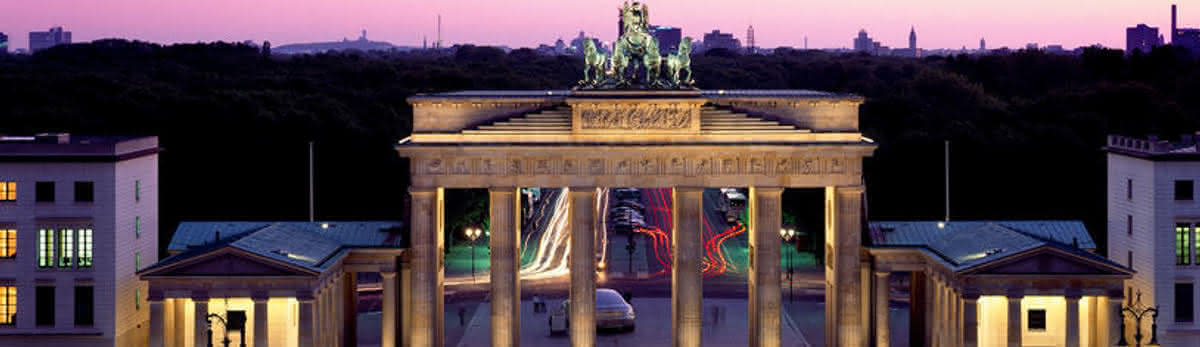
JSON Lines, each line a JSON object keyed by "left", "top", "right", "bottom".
{"left": 868, "top": 220, "right": 1117, "bottom": 272}
{"left": 1105, "top": 134, "right": 1200, "bottom": 160}
{"left": 407, "top": 89, "right": 860, "bottom": 102}
{"left": 0, "top": 133, "right": 159, "bottom": 161}
{"left": 150, "top": 221, "right": 405, "bottom": 273}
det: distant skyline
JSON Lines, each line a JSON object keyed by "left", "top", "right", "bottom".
{"left": 0, "top": 0, "right": 1192, "bottom": 52}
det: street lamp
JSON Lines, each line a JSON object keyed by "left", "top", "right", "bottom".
{"left": 1117, "top": 290, "right": 1159, "bottom": 347}
{"left": 780, "top": 227, "right": 797, "bottom": 302}
{"left": 464, "top": 227, "right": 483, "bottom": 282}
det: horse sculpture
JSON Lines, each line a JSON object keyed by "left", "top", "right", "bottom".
{"left": 666, "top": 37, "right": 694, "bottom": 87}
{"left": 581, "top": 40, "right": 607, "bottom": 86}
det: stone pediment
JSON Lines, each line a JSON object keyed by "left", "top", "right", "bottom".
{"left": 143, "top": 248, "right": 317, "bottom": 278}
{"left": 961, "top": 247, "right": 1131, "bottom": 276}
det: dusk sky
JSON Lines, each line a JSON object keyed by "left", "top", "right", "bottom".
{"left": 1, "top": 0, "right": 1192, "bottom": 52}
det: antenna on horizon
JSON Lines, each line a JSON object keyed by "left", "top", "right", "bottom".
{"left": 437, "top": 14, "right": 443, "bottom": 49}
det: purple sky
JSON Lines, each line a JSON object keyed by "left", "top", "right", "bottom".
{"left": 1, "top": 1, "right": 1191, "bottom": 52}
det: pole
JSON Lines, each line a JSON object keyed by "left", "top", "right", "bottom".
{"left": 944, "top": 140, "right": 950, "bottom": 222}
{"left": 308, "top": 141, "right": 314, "bottom": 222}
{"left": 787, "top": 243, "right": 793, "bottom": 303}
{"left": 470, "top": 242, "right": 476, "bottom": 282}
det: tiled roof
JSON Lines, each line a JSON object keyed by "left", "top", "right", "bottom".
{"left": 869, "top": 220, "right": 1114, "bottom": 272}
{"left": 168, "top": 221, "right": 405, "bottom": 253}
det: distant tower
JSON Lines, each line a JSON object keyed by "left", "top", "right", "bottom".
{"left": 746, "top": 25, "right": 756, "bottom": 50}
{"left": 804, "top": 36, "right": 808, "bottom": 50}
{"left": 437, "top": 14, "right": 443, "bottom": 49}
{"left": 1173, "top": 4, "right": 1178, "bottom": 44}
{"left": 423, "top": 36, "right": 428, "bottom": 50}
{"left": 361, "top": 29, "right": 367, "bottom": 41}
{"left": 980, "top": 38, "right": 987, "bottom": 51}
{"left": 909, "top": 26, "right": 917, "bottom": 50}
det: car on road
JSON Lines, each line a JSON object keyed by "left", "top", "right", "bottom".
{"left": 549, "top": 288, "right": 636, "bottom": 335}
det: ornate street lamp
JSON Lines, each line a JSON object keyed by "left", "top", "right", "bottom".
{"left": 780, "top": 227, "right": 797, "bottom": 302}
{"left": 1117, "top": 290, "right": 1159, "bottom": 347}
{"left": 464, "top": 227, "right": 483, "bottom": 282}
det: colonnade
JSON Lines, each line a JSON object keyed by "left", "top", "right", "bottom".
{"left": 407, "top": 185, "right": 863, "bottom": 347}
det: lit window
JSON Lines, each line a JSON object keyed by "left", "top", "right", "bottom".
{"left": 59, "top": 229, "right": 74, "bottom": 267}
{"left": 135, "top": 252, "right": 141, "bottom": 271}
{"left": 135, "top": 216, "right": 140, "bottom": 238}
{"left": 0, "top": 229, "right": 14, "bottom": 258}
{"left": 38, "top": 229, "right": 54, "bottom": 268}
{"left": 135, "top": 180, "right": 140, "bottom": 202}
{"left": 0, "top": 181, "right": 14, "bottom": 201}
{"left": 77, "top": 229, "right": 92, "bottom": 268}
{"left": 1180, "top": 224, "right": 1193, "bottom": 265}
{"left": 1027, "top": 309, "right": 1047, "bottom": 331}
{"left": 0, "top": 286, "right": 14, "bottom": 325}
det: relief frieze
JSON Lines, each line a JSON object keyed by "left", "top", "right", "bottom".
{"left": 578, "top": 105, "right": 691, "bottom": 130}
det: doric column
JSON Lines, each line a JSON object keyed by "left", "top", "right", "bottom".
{"left": 410, "top": 187, "right": 445, "bottom": 347}
{"left": 194, "top": 296, "right": 210, "bottom": 347}
{"left": 1007, "top": 294, "right": 1023, "bottom": 346}
{"left": 174, "top": 298, "right": 187, "bottom": 347}
{"left": 253, "top": 295, "right": 269, "bottom": 347}
{"left": 963, "top": 293, "right": 979, "bottom": 347}
{"left": 673, "top": 187, "right": 704, "bottom": 347}
{"left": 335, "top": 277, "right": 344, "bottom": 347}
{"left": 344, "top": 272, "right": 359, "bottom": 347}
{"left": 401, "top": 262, "right": 412, "bottom": 347}
{"left": 569, "top": 187, "right": 597, "bottom": 347}
{"left": 149, "top": 293, "right": 165, "bottom": 347}
{"left": 1065, "top": 294, "right": 1080, "bottom": 347}
{"left": 935, "top": 279, "right": 945, "bottom": 347}
{"left": 948, "top": 287, "right": 958, "bottom": 347}
{"left": 490, "top": 187, "right": 521, "bottom": 347}
{"left": 1108, "top": 295, "right": 1125, "bottom": 347}
{"left": 749, "top": 187, "right": 783, "bottom": 347}
{"left": 298, "top": 293, "right": 316, "bottom": 347}
{"left": 382, "top": 271, "right": 398, "bottom": 347}
{"left": 316, "top": 287, "right": 326, "bottom": 347}
{"left": 826, "top": 186, "right": 865, "bottom": 347}
{"left": 874, "top": 272, "right": 890, "bottom": 347}
{"left": 908, "top": 271, "right": 927, "bottom": 347}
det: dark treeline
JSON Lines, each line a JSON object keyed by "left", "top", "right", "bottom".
{"left": 2, "top": 40, "right": 1198, "bottom": 254}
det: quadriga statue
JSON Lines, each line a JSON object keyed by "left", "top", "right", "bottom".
{"left": 666, "top": 37, "right": 694, "bottom": 87}
{"left": 574, "top": 1, "right": 696, "bottom": 90}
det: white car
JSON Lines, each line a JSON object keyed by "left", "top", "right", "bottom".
{"left": 549, "top": 288, "right": 636, "bottom": 335}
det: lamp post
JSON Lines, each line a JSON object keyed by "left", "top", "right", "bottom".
{"left": 205, "top": 314, "right": 233, "bottom": 347}
{"left": 780, "top": 227, "right": 796, "bottom": 302}
{"left": 464, "top": 227, "right": 483, "bottom": 283}
{"left": 1117, "top": 290, "right": 1159, "bottom": 347}
{"left": 626, "top": 232, "right": 636, "bottom": 275}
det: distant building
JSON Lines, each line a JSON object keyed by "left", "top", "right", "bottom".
{"left": 746, "top": 25, "right": 756, "bottom": 51}
{"left": 1127, "top": 24, "right": 1163, "bottom": 54}
{"left": 29, "top": 26, "right": 71, "bottom": 52}
{"left": 0, "top": 134, "right": 159, "bottom": 347}
{"left": 1172, "top": 4, "right": 1200, "bottom": 55}
{"left": 702, "top": 30, "right": 741, "bottom": 52}
{"left": 568, "top": 31, "right": 603, "bottom": 56}
{"left": 0, "top": 32, "right": 7, "bottom": 53}
{"left": 651, "top": 26, "right": 682, "bottom": 55}
{"left": 980, "top": 38, "right": 987, "bottom": 51}
{"left": 853, "top": 29, "right": 888, "bottom": 55}
{"left": 1106, "top": 133, "right": 1200, "bottom": 346}
{"left": 892, "top": 27, "right": 921, "bottom": 58}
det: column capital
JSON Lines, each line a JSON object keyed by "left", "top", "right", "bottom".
{"left": 148, "top": 289, "right": 165, "bottom": 302}
{"left": 750, "top": 186, "right": 785, "bottom": 195}
{"left": 1005, "top": 290, "right": 1025, "bottom": 300}
{"left": 567, "top": 185, "right": 598, "bottom": 191}
{"left": 487, "top": 186, "right": 518, "bottom": 194}
{"left": 296, "top": 291, "right": 316, "bottom": 302}
{"left": 672, "top": 186, "right": 706, "bottom": 193}
{"left": 191, "top": 292, "right": 210, "bottom": 302}
{"left": 408, "top": 186, "right": 440, "bottom": 195}
{"left": 834, "top": 185, "right": 866, "bottom": 194}
{"left": 381, "top": 271, "right": 397, "bottom": 279}
{"left": 252, "top": 292, "right": 270, "bottom": 303}
{"left": 874, "top": 271, "right": 891, "bottom": 278}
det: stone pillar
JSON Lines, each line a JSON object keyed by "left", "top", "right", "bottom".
{"left": 1007, "top": 294, "right": 1023, "bottom": 346}
{"left": 931, "top": 279, "right": 941, "bottom": 347}
{"left": 1108, "top": 295, "right": 1125, "bottom": 347}
{"left": 335, "top": 277, "right": 344, "bottom": 347}
{"left": 194, "top": 296, "right": 210, "bottom": 347}
{"left": 949, "top": 287, "right": 958, "bottom": 347}
{"left": 253, "top": 295, "right": 269, "bottom": 347}
{"left": 1065, "top": 295, "right": 1080, "bottom": 347}
{"left": 673, "top": 187, "right": 704, "bottom": 347}
{"left": 490, "top": 187, "right": 521, "bottom": 347}
{"left": 874, "top": 272, "right": 890, "bottom": 347}
{"left": 410, "top": 187, "right": 445, "bottom": 347}
{"left": 173, "top": 298, "right": 186, "bottom": 347}
{"left": 909, "top": 272, "right": 927, "bottom": 347}
{"left": 401, "top": 261, "right": 412, "bottom": 347}
{"left": 382, "top": 271, "right": 398, "bottom": 347}
{"left": 963, "top": 294, "right": 979, "bottom": 347}
{"left": 569, "top": 187, "right": 597, "bottom": 347}
{"left": 316, "top": 288, "right": 326, "bottom": 347}
{"left": 299, "top": 294, "right": 316, "bottom": 347}
{"left": 748, "top": 187, "right": 783, "bottom": 347}
{"left": 150, "top": 294, "right": 165, "bottom": 347}
{"left": 826, "top": 186, "right": 865, "bottom": 347}
{"left": 344, "top": 272, "right": 359, "bottom": 347}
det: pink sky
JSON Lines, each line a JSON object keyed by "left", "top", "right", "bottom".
{"left": 0, "top": 1, "right": 1192, "bottom": 52}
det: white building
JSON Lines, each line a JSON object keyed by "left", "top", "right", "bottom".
{"left": 0, "top": 134, "right": 159, "bottom": 347}
{"left": 1108, "top": 134, "right": 1200, "bottom": 345}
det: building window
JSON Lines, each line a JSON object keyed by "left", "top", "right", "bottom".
{"left": 77, "top": 229, "right": 92, "bottom": 268}
{"left": 1128, "top": 215, "right": 1133, "bottom": 236}
{"left": 34, "top": 182, "right": 53, "bottom": 202}
{"left": 1180, "top": 224, "right": 1193, "bottom": 265}
{"left": 0, "top": 181, "right": 14, "bottom": 201}
{"left": 135, "top": 252, "right": 141, "bottom": 271}
{"left": 73, "top": 286, "right": 93, "bottom": 326}
{"left": 38, "top": 229, "right": 54, "bottom": 268}
{"left": 73, "top": 181, "right": 93, "bottom": 202}
{"left": 135, "top": 216, "right": 141, "bottom": 239}
{"left": 35, "top": 286, "right": 53, "bottom": 326}
{"left": 0, "top": 229, "right": 14, "bottom": 258}
{"left": 135, "top": 180, "right": 140, "bottom": 202}
{"left": 1179, "top": 180, "right": 1196, "bottom": 201}
{"left": 0, "top": 286, "right": 14, "bottom": 325}
{"left": 1027, "top": 309, "right": 1047, "bottom": 331}
{"left": 1178, "top": 282, "right": 1196, "bottom": 323}
{"left": 134, "top": 287, "right": 140, "bottom": 311}
{"left": 58, "top": 229, "right": 74, "bottom": 267}
{"left": 1128, "top": 251, "right": 1134, "bottom": 270}
{"left": 1128, "top": 178, "right": 1133, "bottom": 200}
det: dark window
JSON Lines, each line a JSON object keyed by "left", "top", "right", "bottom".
{"left": 35, "top": 182, "right": 54, "bottom": 202}
{"left": 1128, "top": 251, "right": 1134, "bottom": 270}
{"left": 73, "top": 181, "right": 93, "bottom": 202}
{"left": 1128, "top": 215, "right": 1133, "bottom": 236}
{"left": 35, "top": 286, "right": 54, "bottom": 326}
{"left": 1179, "top": 180, "right": 1196, "bottom": 201}
{"left": 1177, "top": 282, "right": 1195, "bottom": 323}
{"left": 1128, "top": 178, "right": 1133, "bottom": 200}
{"left": 74, "top": 286, "right": 93, "bottom": 326}
{"left": 1027, "top": 309, "right": 1047, "bottom": 331}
